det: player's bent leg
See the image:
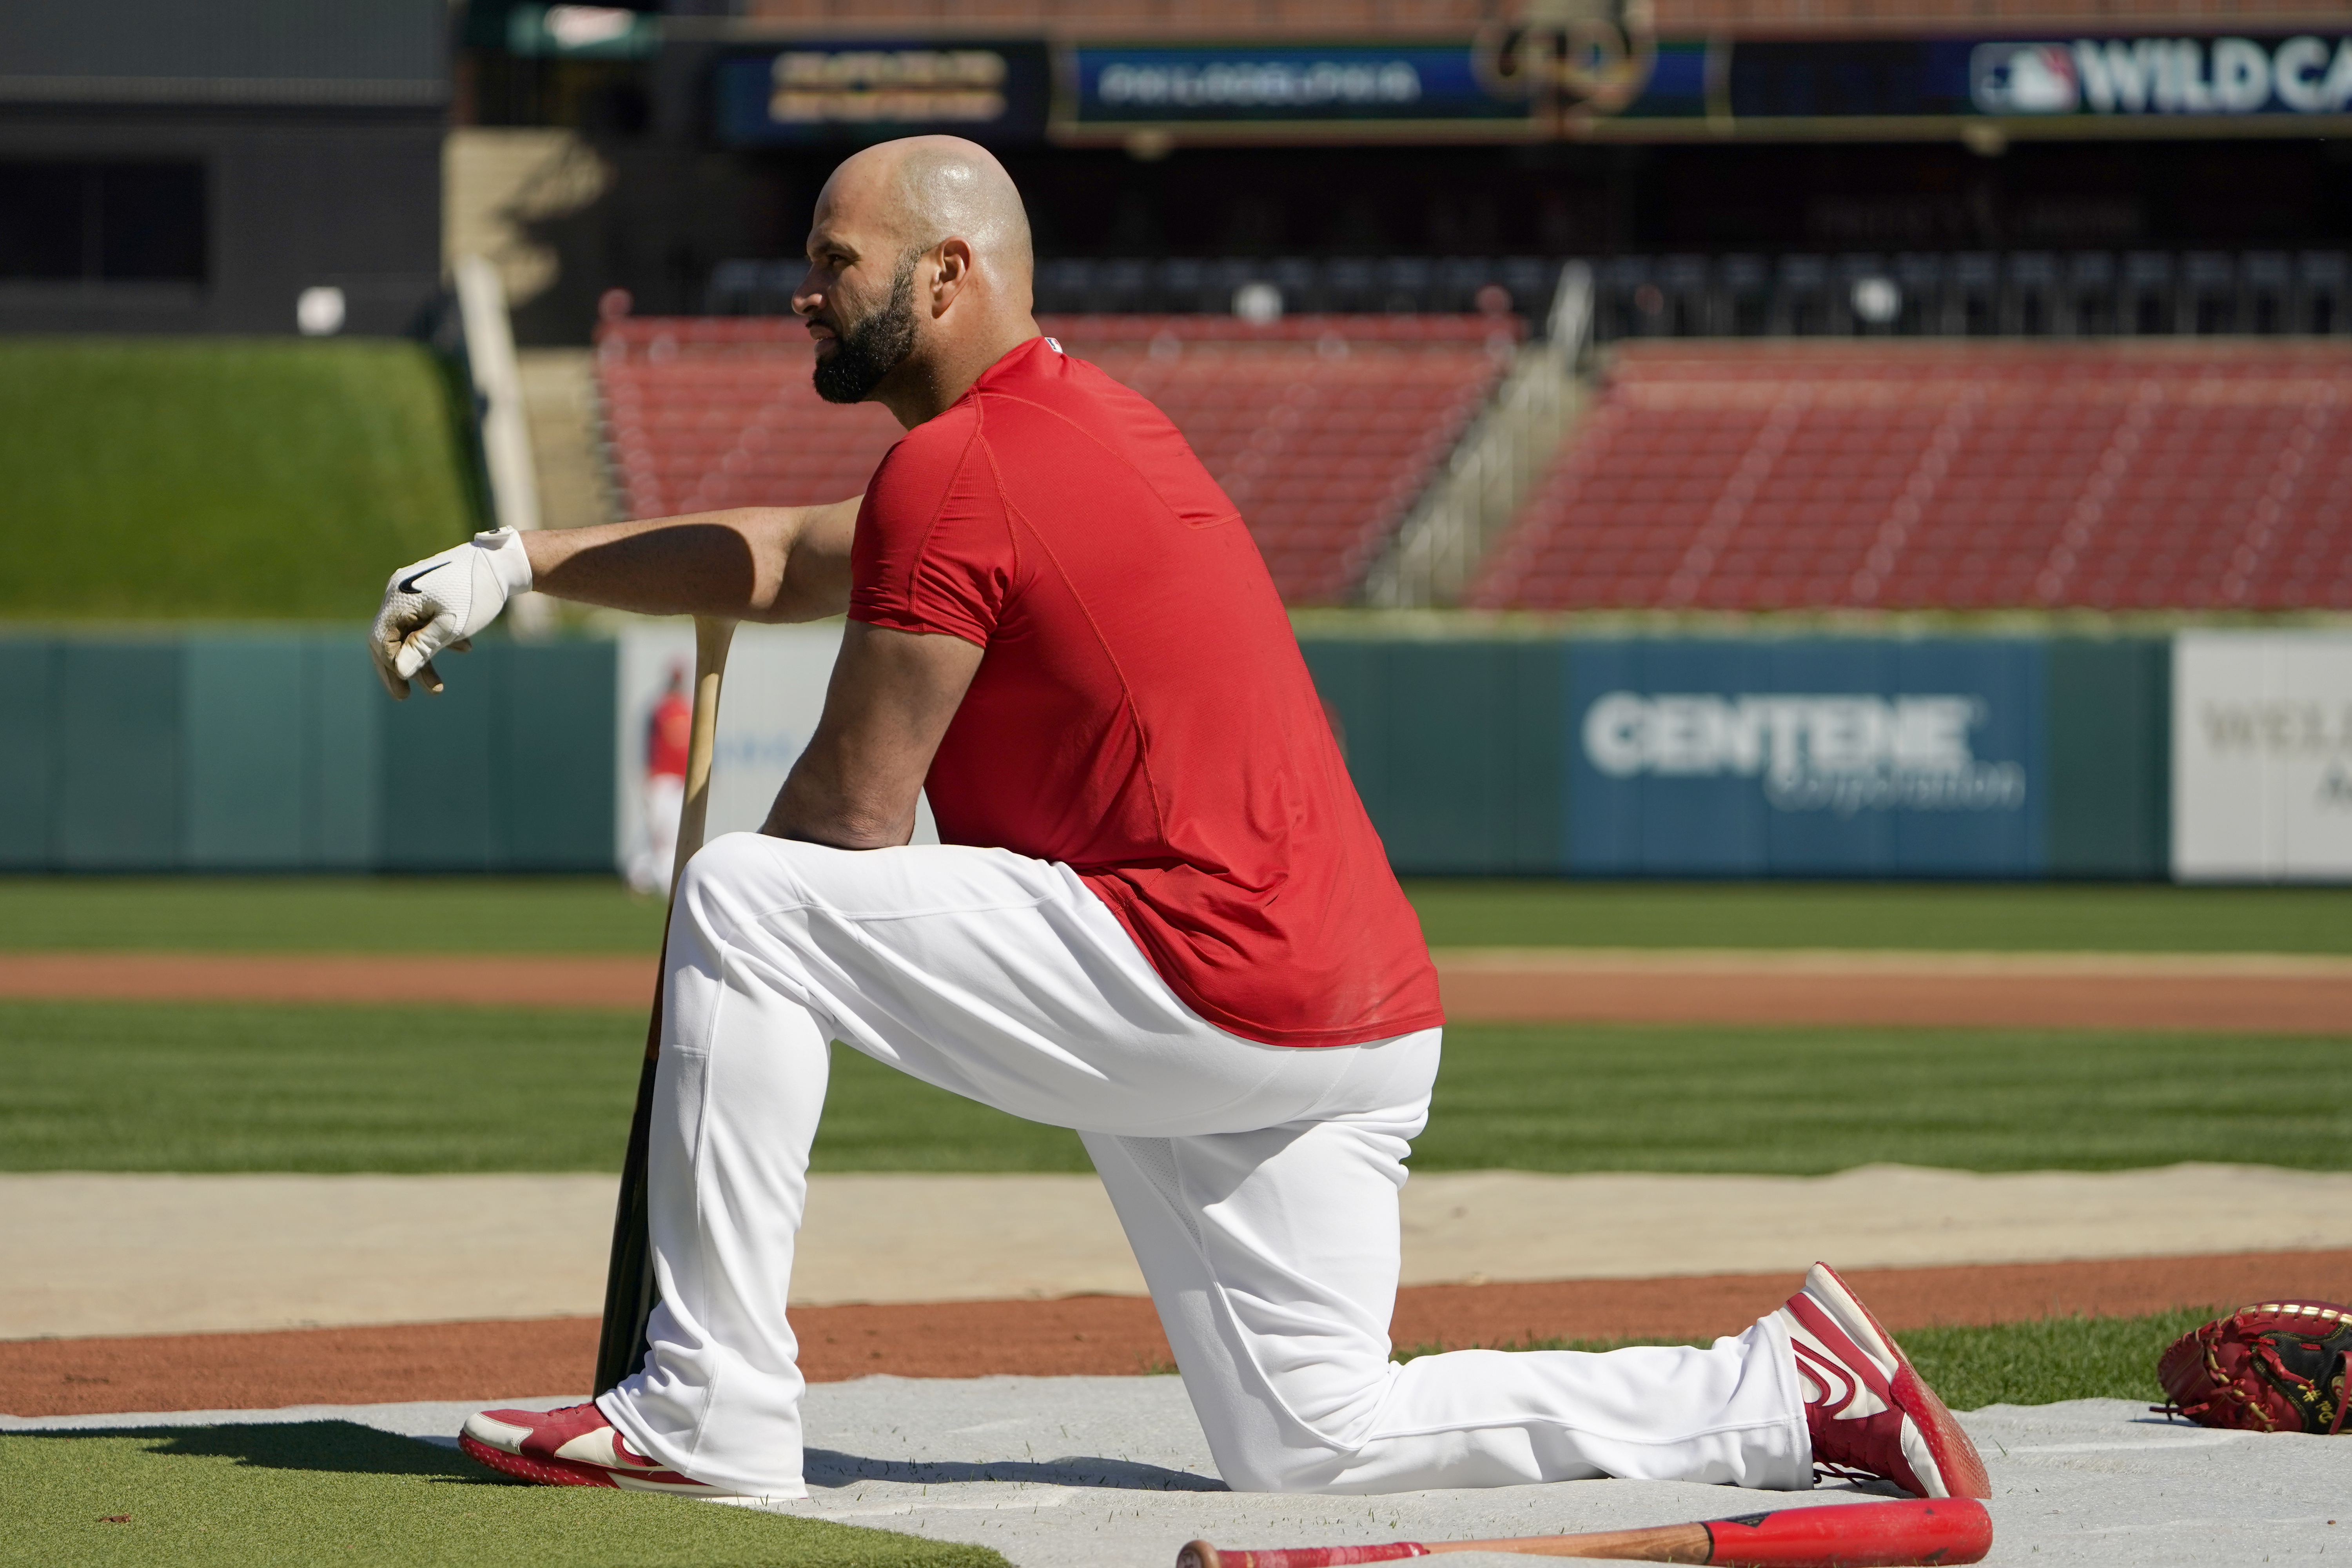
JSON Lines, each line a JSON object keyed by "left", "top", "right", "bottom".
{"left": 1086, "top": 1047, "right": 1810, "bottom": 1496}
{"left": 586, "top": 831, "right": 1407, "bottom": 1497}
{"left": 590, "top": 835, "right": 841, "bottom": 1499}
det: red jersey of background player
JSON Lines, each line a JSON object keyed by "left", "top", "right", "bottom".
{"left": 646, "top": 681, "right": 691, "bottom": 780}
{"left": 849, "top": 336, "right": 1442, "bottom": 1048}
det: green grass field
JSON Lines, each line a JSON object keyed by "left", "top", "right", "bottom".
{"left": 4, "top": 875, "right": 2348, "bottom": 955}
{"left": 3, "top": 1000, "right": 2344, "bottom": 1176}
{"left": 0, "top": 339, "right": 480, "bottom": 621}
{"left": 3, "top": 1421, "right": 1005, "bottom": 1568}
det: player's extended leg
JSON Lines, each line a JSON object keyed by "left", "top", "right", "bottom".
{"left": 1085, "top": 1104, "right": 1812, "bottom": 1495}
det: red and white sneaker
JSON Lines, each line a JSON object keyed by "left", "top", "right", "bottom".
{"left": 459, "top": 1402, "right": 732, "bottom": 1496}
{"left": 1774, "top": 1262, "right": 1993, "bottom": 1500}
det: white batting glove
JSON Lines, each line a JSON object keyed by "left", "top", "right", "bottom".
{"left": 370, "top": 528, "right": 534, "bottom": 699}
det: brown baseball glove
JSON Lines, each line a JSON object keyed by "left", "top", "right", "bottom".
{"left": 2156, "top": 1301, "right": 2352, "bottom": 1435}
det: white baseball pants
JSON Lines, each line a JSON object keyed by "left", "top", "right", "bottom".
{"left": 595, "top": 832, "right": 1811, "bottom": 1499}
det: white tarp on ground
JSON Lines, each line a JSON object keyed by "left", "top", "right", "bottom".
{"left": 2174, "top": 630, "right": 2352, "bottom": 882}
{"left": 615, "top": 621, "right": 936, "bottom": 877}
{"left": 9, "top": 1381, "right": 2346, "bottom": 1566}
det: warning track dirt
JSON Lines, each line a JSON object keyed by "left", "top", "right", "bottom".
{"left": 6, "top": 1249, "right": 2348, "bottom": 1417}
{"left": 3, "top": 948, "right": 2349, "bottom": 1031}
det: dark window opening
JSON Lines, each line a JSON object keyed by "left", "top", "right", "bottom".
{"left": 0, "top": 162, "right": 206, "bottom": 284}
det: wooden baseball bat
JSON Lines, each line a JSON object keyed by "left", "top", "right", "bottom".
{"left": 595, "top": 613, "right": 737, "bottom": 1395}
{"left": 1175, "top": 1497, "right": 1990, "bottom": 1568}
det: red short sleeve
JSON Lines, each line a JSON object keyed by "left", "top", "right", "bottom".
{"left": 848, "top": 407, "right": 1012, "bottom": 649}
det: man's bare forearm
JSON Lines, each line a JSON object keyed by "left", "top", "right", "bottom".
{"left": 520, "top": 499, "right": 859, "bottom": 623}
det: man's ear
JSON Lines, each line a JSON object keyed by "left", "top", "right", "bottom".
{"left": 930, "top": 238, "right": 974, "bottom": 318}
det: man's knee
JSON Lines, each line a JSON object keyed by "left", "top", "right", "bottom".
{"left": 669, "top": 833, "right": 810, "bottom": 955}
{"left": 1201, "top": 1363, "right": 1395, "bottom": 1494}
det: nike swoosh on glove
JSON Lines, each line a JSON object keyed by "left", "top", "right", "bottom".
{"left": 370, "top": 528, "right": 535, "bottom": 699}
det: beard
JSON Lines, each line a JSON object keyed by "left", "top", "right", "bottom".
{"left": 811, "top": 254, "right": 918, "bottom": 405}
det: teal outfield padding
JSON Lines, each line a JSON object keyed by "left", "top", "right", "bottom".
{"left": 1299, "top": 634, "right": 2169, "bottom": 879}
{"left": 0, "top": 629, "right": 2169, "bottom": 880}
{"left": 0, "top": 635, "right": 614, "bottom": 874}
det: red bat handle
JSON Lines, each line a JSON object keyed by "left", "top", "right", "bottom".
{"left": 1704, "top": 1498, "right": 1993, "bottom": 1566}
{"left": 1176, "top": 1542, "right": 1430, "bottom": 1568}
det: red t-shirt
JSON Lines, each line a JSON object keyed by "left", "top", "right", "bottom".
{"left": 849, "top": 336, "right": 1441, "bottom": 1047}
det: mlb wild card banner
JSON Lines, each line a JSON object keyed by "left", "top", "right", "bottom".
{"left": 1567, "top": 640, "right": 2044, "bottom": 877}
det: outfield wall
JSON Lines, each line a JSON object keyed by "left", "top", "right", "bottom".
{"left": 1300, "top": 637, "right": 2172, "bottom": 880}
{"left": 0, "top": 636, "right": 610, "bottom": 874}
{"left": 5, "top": 627, "right": 2340, "bottom": 882}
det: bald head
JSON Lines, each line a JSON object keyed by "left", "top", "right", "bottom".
{"left": 827, "top": 136, "right": 1033, "bottom": 286}
{"left": 796, "top": 136, "right": 1041, "bottom": 426}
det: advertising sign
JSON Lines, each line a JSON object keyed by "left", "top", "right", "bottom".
{"left": 2172, "top": 632, "right": 2352, "bottom": 882}
{"left": 713, "top": 42, "right": 1051, "bottom": 146}
{"left": 1058, "top": 31, "right": 2352, "bottom": 141}
{"left": 616, "top": 624, "right": 936, "bottom": 885}
{"left": 1567, "top": 640, "right": 2043, "bottom": 877}
{"left": 1968, "top": 35, "right": 2352, "bottom": 116}
{"left": 1069, "top": 44, "right": 1528, "bottom": 129}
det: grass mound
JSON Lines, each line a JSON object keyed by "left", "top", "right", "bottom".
{"left": 5, "top": 876, "right": 2350, "bottom": 957}
{"left": 1398, "top": 1305, "right": 2214, "bottom": 1411}
{"left": 1403, "top": 878, "right": 2352, "bottom": 955}
{"left": 0, "top": 339, "right": 480, "bottom": 621}
{"left": 0, "top": 877, "right": 668, "bottom": 954}
{"left": 2, "top": 1420, "right": 1006, "bottom": 1568}
{"left": 6, "top": 1000, "right": 2346, "bottom": 1177}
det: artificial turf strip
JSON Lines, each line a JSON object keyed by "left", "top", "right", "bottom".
{"left": 1403, "top": 879, "right": 2352, "bottom": 955}
{"left": 0, "top": 1421, "right": 1008, "bottom": 1568}
{"left": 0, "top": 339, "right": 483, "bottom": 622}
{"left": 3, "top": 999, "right": 2348, "bottom": 1177}
{"left": 1394, "top": 1305, "right": 2217, "bottom": 1412}
{"left": 6, "top": 875, "right": 2352, "bottom": 956}
{"left": 0, "top": 877, "right": 668, "bottom": 955}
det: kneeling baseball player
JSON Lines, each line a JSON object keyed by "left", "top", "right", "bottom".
{"left": 370, "top": 138, "right": 1989, "bottom": 1505}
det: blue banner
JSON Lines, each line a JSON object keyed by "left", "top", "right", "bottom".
{"left": 1726, "top": 34, "right": 2352, "bottom": 119}
{"left": 1060, "top": 34, "right": 2352, "bottom": 135}
{"left": 1070, "top": 45, "right": 1525, "bottom": 125}
{"left": 1566, "top": 640, "right": 2046, "bottom": 877}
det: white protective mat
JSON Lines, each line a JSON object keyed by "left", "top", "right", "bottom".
{"left": 7, "top": 1377, "right": 2346, "bottom": 1566}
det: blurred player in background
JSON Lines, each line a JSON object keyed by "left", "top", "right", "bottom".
{"left": 628, "top": 663, "right": 692, "bottom": 895}
{"left": 371, "top": 136, "right": 1987, "bottom": 1509}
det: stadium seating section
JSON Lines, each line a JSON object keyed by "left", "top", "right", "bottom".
{"left": 595, "top": 313, "right": 1516, "bottom": 605}
{"left": 1470, "top": 341, "right": 2352, "bottom": 612}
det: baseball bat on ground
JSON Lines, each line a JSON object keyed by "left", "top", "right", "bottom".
{"left": 595, "top": 613, "right": 738, "bottom": 1395}
{"left": 1176, "top": 1497, "right": 1991, "bottom": 1568}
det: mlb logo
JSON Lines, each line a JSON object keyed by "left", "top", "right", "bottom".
{"left": 1970, "top": 43, "right": 2080, "bottom": 113}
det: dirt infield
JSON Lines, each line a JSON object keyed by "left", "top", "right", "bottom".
{"left": 5, "top": 948, "right": 2350, "bottom": 1031}
{"left": 8, "top": 1249, "right": 2347, "bottom": 1418}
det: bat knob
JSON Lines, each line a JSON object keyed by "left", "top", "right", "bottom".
{"left": 1176, "top": 1541, "right": 1222, "bottom": 1568}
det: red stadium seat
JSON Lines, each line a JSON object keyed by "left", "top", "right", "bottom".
{"left": 594, "top": 312, "right": 1517, "bottom": 606}
{"left": 1467, "top": 340, "right": 2352, "bottom": 612}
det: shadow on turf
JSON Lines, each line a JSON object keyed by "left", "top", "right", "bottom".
{"left": 32, "top": 1422, "right": 524, "bottom": 1483}
{"left": 805, "top": 1450, "right": 1225, "bottom": 1492}
{"left": 30, "top": 1425, "right": 1226, "bottom": 1493}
